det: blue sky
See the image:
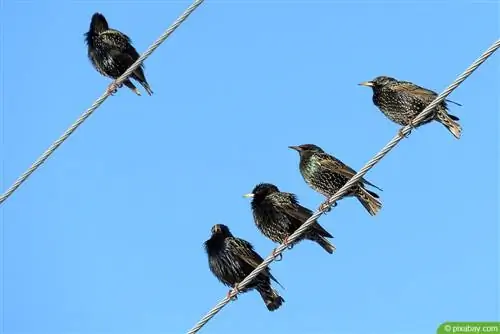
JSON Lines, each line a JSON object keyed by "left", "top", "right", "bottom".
{"left": 1, "top": 1, "right": 498, "bottom": 334}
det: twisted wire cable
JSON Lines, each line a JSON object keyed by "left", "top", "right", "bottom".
{"left": 186, "top": 39, "right": 500, "bottom": 334}
{"left": 0, "top": 0, "right": 205, "bottom": 206}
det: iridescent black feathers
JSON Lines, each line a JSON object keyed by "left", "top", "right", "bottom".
{"left": 245, "top": 183, "right": 335, "bottom": 254}
{"left": 84, "top": 13, "right": 153, "bottom": 96}
{"left": 359, "top": 76, "right": 461, "bottom": 139}
{"left": 204, "top": 224, "right": 285, "bottom": 311}
{"left": 290, "top": 144, "right": 383, "bottom": 216}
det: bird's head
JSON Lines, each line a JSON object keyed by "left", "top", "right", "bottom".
{"left": 88, "top": 12, "right": 109, "bottom": 34}
{"left": 289, "top": 144, "right": 324, "bottom": 155}
{"left": 210, "top": 224, "right": 232, "bottom": 238}
{"left": 84, "top": 13, "right": 109, "bottom": 46}
{"left": 359, "top": 76, "right": 397, "bottom": 89}
{"left": 244, "top": 183, "right": 279, "bottom": 202}
{"left": 205, "top": 224, "right": 232, "bottom": 254}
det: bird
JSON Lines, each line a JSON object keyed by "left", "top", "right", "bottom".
{"left": 84, "top": 12, "right": 153, "bottom": 96}
{"left": 289, "top": 144, "right": 382, "bottom": 216}
{"left": 244, "top": 183, "right": 336, "bottom": 254}
{"left": 359, "top": 76, "right": 462, "bottom": 139}
{"left": 204, "top": 224, "right": 285, "bottom": 311}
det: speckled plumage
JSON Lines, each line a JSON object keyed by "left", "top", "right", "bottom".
{"left": 204, "top": 224, "right": 284, "bottom": 311}
{"left": 360, "top": 76, "right": 461, "bottom": 139}
{"left": 84, "top": 13, "right": 153, "bottom": 96}
{"left": 289, "top": 144, "right": 382, "bottom": 216}
{"left": 245, "top": 183, "right": 335, "bottom": 254}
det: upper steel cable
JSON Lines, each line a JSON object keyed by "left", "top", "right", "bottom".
{"left": 0, "top": 0, "right": 205, "bottom": 206}
{"left": 186, "top": 39, "right": 500, "bottom": 334}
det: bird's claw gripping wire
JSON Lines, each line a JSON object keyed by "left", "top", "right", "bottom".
{"left": 107, "top": 83, "right": 118, "bottom": 96}
{"left": 319, "top": 200, "right": 336, "bottom": 213}
{"left": 227, "top": 284, "right": 239, "bottom": 301}
{"left": 283, "top": 236, "right": 294, "bottom": 250}
{"left": 399, "top": 124, "right": 413, "bottom": 138}
{"left": 272, "top": 247, "right": 283, "bottom": 261}
{"left": 185, "top": 40, "right": 500, "bottom": 334}
{"left": 107, "top": 82, "right": 123, "bottom": 96}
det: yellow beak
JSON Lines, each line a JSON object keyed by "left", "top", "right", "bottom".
{"left": 358, "top": 81, "right": 374, "bottom": 87}
{"left": 243, "top": 193, "right": 254, "bottom": 198}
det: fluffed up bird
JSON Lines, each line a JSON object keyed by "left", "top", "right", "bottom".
{"left": 84, "top": 12, "right": 153, "bottom": 96}
{"left": 204, "top": 224, "right": 285, "bottom": 311}
{"left": 359, "top": 76, "right": 462, "bottom": 139}
{"left": 289, "top": 144, "right": 382, "bottom": 216}
{"left": 244, "top": 183, "right": 336, "bottom": 254}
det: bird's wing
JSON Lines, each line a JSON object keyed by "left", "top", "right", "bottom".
{"left": 228, "top": 237, "right": 283, "bottom": 288}
{"left": 110, "top": 51, "right": 138, "bottom": 71}
{"left": 110, "top": 29, "right": 132, "bottom": 42}
{"left": 105, "top": 30, "right": 142, "bottom": 65}
{"left": 390, "top": 81, "right": 438, "bottom": 99}
{"left": 122, "top": 41, "right": 142, "bottom": 66}
{"left": 269, "top": 192, "right": 311, "bottom": 223}
{"left": 316, "top": 153, "right": 382, "bottom": 191}
{"left": 99, "top": 31, "right": 145, "bottom": 75}
{"left": 227, "top": 238, "right": 263, "bottom": 270}
{"left": 99, "top": 30, "right": 133, "bottom": 52}
{"left": 392, "top": 81, "right": 462, "bottom": 106}
{"left": 269, "top": 192, "right": 333, "bottom": 238}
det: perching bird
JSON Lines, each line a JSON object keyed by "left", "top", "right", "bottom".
{"left": 84, "top": 12, "right": 153, "bottom": 96}
{"left": 359, "top": 76, "right": 461, "bottom": 139}
{"left": 244, "top": 183, "right": 336, "bottom": 254}
{"left": 289, "top": 144, "right": 382, "bottom": 216}
{"left": 204, "top": 224, "right": 285, "bottom": 311}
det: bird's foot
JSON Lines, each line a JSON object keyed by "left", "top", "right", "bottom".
{"left": 107, "top": 82, "right": 119, "bottom": 96}
{"left": 319, "top": 200, "right": 336, "bottom": 213}
{"left": 283, "top": 236, "right": 294, "bottom": 250}
{"left": 399, "top": 126, "right": 412, "bottom": 138}
{"left": 272, "top": 247, "right": 283, "bottom": 261}
{"left": 227, "top": 284, "right": 239, "bottom": 301}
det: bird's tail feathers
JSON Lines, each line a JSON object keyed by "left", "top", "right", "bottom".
{"left": 141, "top": 82, "right": 154, "bottom": 96}
{"left": 356, "top": 187, "right": 382, "bottom": 216}
{"left": 445, "top": 99, "right": 462, "bottom": 107}
{"left": 311, "top": 221, "right": 333, "bottom": 238}
{"left": 131, "top": 71, "right": 153, "bottom": 96}
{"left": 366, "top": 188, "right": 380, "bottom": 199}
{"left": 362, "top": 178, "right": 383, "bottom": 192}
{"left": 269, "top": 273, "right": 285, "bottom": 290}
{"left": 258, "top": 286, "right": 285, "bottom": 311}
{"left": 437, "top": 111, "right": 462, "bottom": 139}
{"left": 315, "top": 236, "right": 336, "bottom": 254}
{"left": 123, "top": 79, "right": 142, "bottom": 96}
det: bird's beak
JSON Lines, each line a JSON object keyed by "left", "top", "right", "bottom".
{"left": 358, "top": 81, "right": 374, "bottom": 87}
{"left": 288, "top": 145, "right": 301, "bottom": 152}
{"left": 212, "top": 225, "right": 221, "bottom": 234}
{"left": 243, "top": 193, "right": 254, "bottom": 198}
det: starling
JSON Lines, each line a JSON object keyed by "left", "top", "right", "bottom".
{"left": 359, "top": 76, "right": 461, "bottom": 139}
{"left": 289, "top": 144, "right": 382, "bottom": 216}
{"left": 244, "top": 183, "right": 336, "bottom": 254}
{"left": 84, "top": 13, "right": 153, "bottom": 96}
{"left": 204, "top": 224, "right": 285, "bottom": 311}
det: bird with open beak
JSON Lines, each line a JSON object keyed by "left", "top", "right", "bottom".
{"left": 359, "top": 76, "right": 462, "bottom": 139}
{"left": 244, "top": 183, "right": 335, "bottom": 255}
{"left": 289, "top": 144, "right": 382, "bottom": 215}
